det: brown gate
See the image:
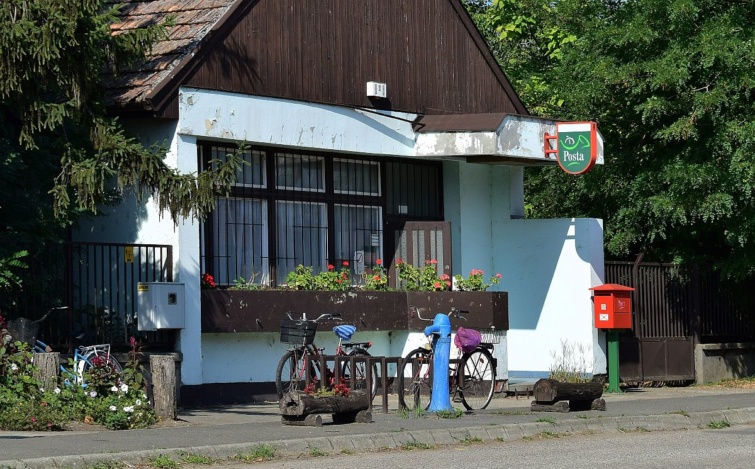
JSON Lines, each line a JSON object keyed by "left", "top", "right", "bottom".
{"left": 386, "top": 221, "right": 452, "bottom": 288}
{"left": 605, "top": 262, "right": 695, "bottom": 382}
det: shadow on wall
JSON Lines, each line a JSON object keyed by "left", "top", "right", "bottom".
{"left": 501, "top": 217, "right": 602, "bottom": 330}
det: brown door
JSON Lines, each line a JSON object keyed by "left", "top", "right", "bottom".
{"left": 385, "top": 221, "right": 451, "bottom": 288}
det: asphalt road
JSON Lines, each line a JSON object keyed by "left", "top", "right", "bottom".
{"left": 242, "top": 423, "right": 755, "bottom": 469}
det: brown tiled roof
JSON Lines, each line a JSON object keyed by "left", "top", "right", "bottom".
{"left": 105, "top": 0, "right": 235, "bottom": 107}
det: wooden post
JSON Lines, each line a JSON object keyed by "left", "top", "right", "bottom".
{"left": 33, "top": 352, "right": 59, "bottom": 391}
{"left": 149, "top": 355, "right": 176, "bottom": 420}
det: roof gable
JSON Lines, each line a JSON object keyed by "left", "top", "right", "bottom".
{"left": 109, "top": 0, "right": 527, "bottom": 118}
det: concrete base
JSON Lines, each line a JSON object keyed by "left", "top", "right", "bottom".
{"left": 694, "top": 343, "right": 755, "bottom": 384}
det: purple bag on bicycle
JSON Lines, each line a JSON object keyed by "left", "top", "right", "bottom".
{"left": 454, "top": 327, "right": 481, "bottom": 353}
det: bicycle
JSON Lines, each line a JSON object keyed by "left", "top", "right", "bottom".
{"left": 33, "top": 338, "right": 122, "bottom": 387}
{"left": 397, "top": 306, "right": 498, "bottom": 411}
{"left": 275, "top": 312, "right": 378, "bottom": 399}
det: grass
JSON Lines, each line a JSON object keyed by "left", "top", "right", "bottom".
{"left": 707, "top": 420, "right": 731, "bottom": 429}
{"left": 492, "top": 409, "right": 530, "bottom": 416}
{"left": 462, "top": 436, "right": 484, "bottom": 444}
{"left": 398, "top": 407, "right": 426, "bottom": 419}
{"left": 401, "top": 441, "right": 434, "bottom": 450}
{"left": 234, "top": 444, "right": 277, "bottom": 462}
{"left": 308, "top": 446, "right": 328, "bottom": 457}
{"left": 538, "top": 430, "right": 560, "bottom": 439}
{"left": 535, "top": 417, "right": 556, "bottom": 424}
{"left": 148, "top": 455, "right": 179, "bottom": 469}
{"left": 702, "top": 376, "right": 755, "bottom": 388}
{"left": 435, "top": 407, "right": 464, "bottom": 419}
{"left": 179, "top": 452, "right": 217, "bottom": 465}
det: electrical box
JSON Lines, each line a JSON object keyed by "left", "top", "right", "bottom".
{"left": 366, "top": 81, "right": 387, "bottom": 98}
{"left": 589, "top": 283, "right": 634, "bottom": 329}
{"left": 137, "top": 282, "right": 185, "bottom": 331}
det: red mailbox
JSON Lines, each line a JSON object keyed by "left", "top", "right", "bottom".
{"left": 589, "top": 284, "right": 635, "bottom": 329}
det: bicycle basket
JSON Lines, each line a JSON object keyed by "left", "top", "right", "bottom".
{"left": 280, "top": 319, "right": 317, "bottom": 345}
{"left": 480, "top": 328, "right": 504, "bottom": 344}
{"left": 454, "top": 326, "right": 482, "bottom": 353}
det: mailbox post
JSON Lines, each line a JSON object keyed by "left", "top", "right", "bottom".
{"left": 589, "top": 284, "right": 635, "bottom": 393}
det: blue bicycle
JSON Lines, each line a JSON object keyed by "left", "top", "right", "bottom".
{"left": 34, "top": 339, "right": 122, "bottom": 387}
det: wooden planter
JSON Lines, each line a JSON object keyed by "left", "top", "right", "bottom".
{"left": 201, "top": 290, "right": 508, "bottom": 333}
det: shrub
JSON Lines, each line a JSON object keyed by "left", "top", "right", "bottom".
{"left": 453, "top": 269, "right": 502, "bottom": 292}
{"left": 395, "top": 259, "right": 450, "bottom": 291}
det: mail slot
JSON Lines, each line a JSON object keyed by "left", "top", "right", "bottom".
{"left": 589, "top": 283, "right": 634, "bottom": 329}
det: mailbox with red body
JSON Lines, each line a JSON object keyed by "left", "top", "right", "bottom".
{"left": 589, "top": 284, "right": 635, "bottom": 329}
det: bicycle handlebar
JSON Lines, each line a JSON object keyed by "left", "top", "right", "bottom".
{"left": 285, "top": 311, "right": 341, "bottom": 322}
{"left": 410, "top": 305, "right": 468, "bottom": 321}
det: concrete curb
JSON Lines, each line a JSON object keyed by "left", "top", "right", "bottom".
{"left": 3, "top": 407, "right": 755, "bottom": 468}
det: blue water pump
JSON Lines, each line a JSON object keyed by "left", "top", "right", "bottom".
{"left": 424, "top": 313, "right": 453, "bottom": 412}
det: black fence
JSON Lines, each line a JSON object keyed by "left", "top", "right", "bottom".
{"left": 606, "top": 261, "right": 755, "bottom": 343}
{"left": 1, "top": 241, "right": 174, "bottom": 351}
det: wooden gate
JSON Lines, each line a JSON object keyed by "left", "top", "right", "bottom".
{"left": 386, "top": 221, "right": 452, "bottom": 288}
{"left": 605, "top": 262, "right": 695, "bottom": 382}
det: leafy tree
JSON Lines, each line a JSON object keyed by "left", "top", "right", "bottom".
{"left": 469, "top": 0, "right": 755, "bottom": 279}
{"left": 0, "top": 0, "right": 241, "bottom": 243}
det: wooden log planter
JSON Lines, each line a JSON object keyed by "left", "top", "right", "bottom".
{"left": 279, "top": 390, "right": 372, "bottom": 426}
{"left": 530, "top": 378, "right": 606, "bottom": 413}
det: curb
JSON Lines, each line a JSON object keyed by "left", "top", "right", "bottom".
{"left": 3, "top": 407, "right": 755, "bottom": 468}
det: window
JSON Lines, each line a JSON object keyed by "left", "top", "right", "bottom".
{"left": 200, "top": 143, "right": 442, "bottom": 287}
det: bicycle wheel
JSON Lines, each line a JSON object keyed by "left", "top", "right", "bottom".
{"left": 80, "top": 352, "right": 123, "bottom": 387}
{"left": 457, "top": 347, "right": 496, "bottom": 410}
{"left": 340, "top": 348, "right": 379, "bottom": 399}
{"left": 275, "top": 349, "right": 309, "bottom": 398}
{"left": 397, "top": 348, "right": 433, "bottom": 411}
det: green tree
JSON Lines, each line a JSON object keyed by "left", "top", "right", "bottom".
{"left": 0, "top": 0, "right": 241, "bottom": 241}
{"left": 470, "top": 0, "right": 755, "bottom": 279}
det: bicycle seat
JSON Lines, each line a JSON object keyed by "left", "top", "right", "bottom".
{"left": 333, "top": 324, "right": 357, "bottom": 341}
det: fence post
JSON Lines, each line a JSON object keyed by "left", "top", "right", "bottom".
{"left": 33, "top": 352, "right": 60, "bottom": 391}
{"left": 150, "top": 355, "right": 177, "bottom": 420}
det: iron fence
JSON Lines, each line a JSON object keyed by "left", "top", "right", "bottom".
{"left": 1, "top": 241, "right": 174, "bottom": 351}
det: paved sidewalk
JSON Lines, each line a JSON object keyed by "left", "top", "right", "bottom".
{"left": 1, "top": 386, "right": 755, "bottom": 468}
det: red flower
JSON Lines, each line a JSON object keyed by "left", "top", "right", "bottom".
{"left": 373, "top": 275, "right": 381, "bottom": 281}
{"left": 342, "top": 261, "right": 349, "bottom": 267}
{"left": 328, "top": 264, "right": 335, "bottom": 270}
{"left": 496, "top": 273, "right": 503, "bottom": 278}
{"left": 375, "top": 259, "right": 382, "bottom": 265}
{"left": 430, "top": 259, "right": 438, "bottom": 265}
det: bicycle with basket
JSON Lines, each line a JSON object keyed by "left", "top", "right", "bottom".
{"left": 397, "top": 306, "right": 500, "bottom": 411}
{"left": 275, "top": 312, "right": 378, "bottom": 399}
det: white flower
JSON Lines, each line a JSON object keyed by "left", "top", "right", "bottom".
{"left": 89, "top": 391, "right": 97, "bottom": 398}
{"left": 119, "top": 383, "right": 128, "bottom": 393}
{"left": 110, "top": 385, "right": 119, "bottom": 393}
{"left": 54, "top": 388, "right": 61, "bottom": 394}
{"left": 39, "top": 387, "right": 45, "bottom": 393}
{"left": 142, "top": 393, "right": 148, "bottom": 400}
{"left": 10, "top": 363, "right": 18, "bottom": 372}
{"left": 123, "top": 406, "right": 134, "bottom": 413}
{"left": 109, "top": 405, "right": 117, "bottom": 411}
{"left": 135, "top": 399, "right": 142, "bottom": 406}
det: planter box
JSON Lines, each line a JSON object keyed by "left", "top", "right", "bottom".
{"left": 201, "top": 290, "right": 508, "bottom": 333}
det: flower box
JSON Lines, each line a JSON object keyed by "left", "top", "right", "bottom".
{"left": 201, "top": 290, "right": 507, "bottom": 333}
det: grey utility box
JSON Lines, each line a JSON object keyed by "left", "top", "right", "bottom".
{"left": 137, "top": 282, "right": 185, "bottom": 331}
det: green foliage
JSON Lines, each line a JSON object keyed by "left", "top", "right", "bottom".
{"left": 453, "top": 269, "right": 502, "bottom": 292}
{"left": 234, "top": 444, "right": 277, "bottom": 462}
{"left": 0, "top": 326, "right": 156, "bottom": 431}
{"left": 467, "top": 0, "right": 755, "bottom": 280}
{"left": 285, "top": 262, "right": 352, "bottom": 291}
{"left": 0, "top": 250, "right": 28, "bottom": 291}
{"left": 395, "top": 259, "right": 450, "bottom": 291}
{"left": 0, "top": 0, "right": 242, "bottom": 234}
{"left": 362, "top": 259, "right": 389, "bottom": 291}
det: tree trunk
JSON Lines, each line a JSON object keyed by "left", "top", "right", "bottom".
{"left": 279, "top": 390, "right": 370, "bottom": 416}
{"left": 533, "top": 379, "right": 603, "bottom": 403}
{"left": 150, "top": 355, "right": 176, "bottom": 420}
{"left": 33, "top": 352, "right": 59, "bottom": 391}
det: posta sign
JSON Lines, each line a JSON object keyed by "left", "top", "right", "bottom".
{"left": 546, "top": 122, "right": 598, "bottom": 175}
